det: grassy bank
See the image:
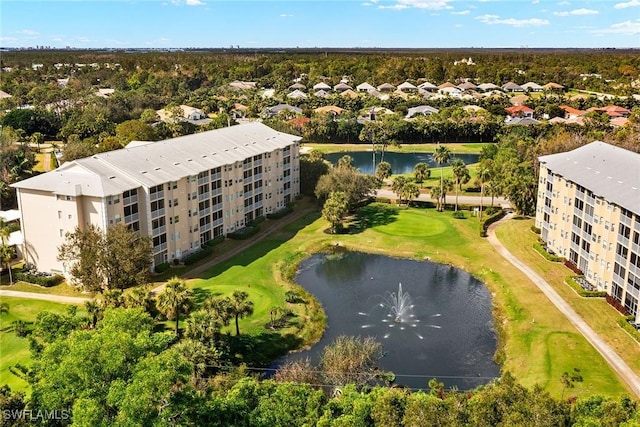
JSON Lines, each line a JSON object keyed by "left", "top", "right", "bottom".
{"left": 0, "top": 297, "right": 84, "bottom": 393}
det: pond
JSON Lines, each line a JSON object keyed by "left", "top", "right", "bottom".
{"left": 324, "top": 151, "right": 481, "bottom": 174}
{"left": 276, "top": 251, "right": 499, "bottom": 391}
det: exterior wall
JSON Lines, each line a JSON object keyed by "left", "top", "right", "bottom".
{"left": 18, "top": 189, "right": 96, "bottom": 274}
{"left": 536, "top": 165, "right": 640, "bottom": 319}
{"left": 16, "top": 139, "right": 301, "bottom": 274}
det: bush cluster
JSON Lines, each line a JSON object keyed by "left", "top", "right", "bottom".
{"left": 266, "top": 205, "right": 293, "bottom": 219}
{"left": 533, "top": 242, "right": 563, "bottom": 262}
{"left": 374, "top": 197, "right": 392, "bottom": 204}
{"left": 203, "top": 235, "right": 225, "bottom": 248}
{"left": 565, "top": 276, "right": 607, "bottom": 298}
{"left": 606, "top": 295, "right": 629, "bottom": 315}
{"left": 228, "top": 225, "right": 260, "bottom": 240}
{"left": 14, "top": 271, "right": 64, "bottom": 287}
{"left": 183, "top": 246, "right": 214, "bottom": 265}
{"left": 452, "top": 211, "right": 466, "bottom": 219}
{"left": 154, "top": 262, "right": 170, "bottom": 274}
{"left": 564, "top": 260, "right": 583, "bottom": 275}
{"left": 480, "top": 209, "right": 506, "bottom": 237}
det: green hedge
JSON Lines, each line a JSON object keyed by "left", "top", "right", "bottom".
{"left": 14, "top": 271, "right": 64, "bottom": 287}
{"left": 619, "top": 316, "right": 640, "bottom": 343}
{"left": 249, "top": 215, "right": 266, "bottom": 226}
{"left": 480, "top": 209, "right": 506, "bottom": 237}
{"left": 452, "top": 211, "right": 466, "bottom": 219}
{"left": 266, "top": 205, "right": 293, "bottom": 219}
{"left": 154, "top": 262, "right": 170, "bottom": 274}
{"left": 531, "top": 225, "right": 541, "bottom": 234}
{"left": 375, "top": 197, "right": 392, "bottom": 204}
{"left": 183, "top": 246, "right": 214, "bottom": 265}
{"left": 565, "top": 276, "right": 607, "bottom": 298}
{"left": 228, "top": 225, "right": 260, "bottom": 240}
{"left": 203, "top": 235, "right": 225, "bottom": 248}
{"left": 533, "top": 242, "right": 564, "bottom": 262}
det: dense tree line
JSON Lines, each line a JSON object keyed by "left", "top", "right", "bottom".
{"left": 3, "top": 305, "right": 638, "bottom": 426}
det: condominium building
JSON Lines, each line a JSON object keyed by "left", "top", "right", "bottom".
{"left": 12, "top": 122, "right": 300, "bottom": 275}
{"left": 535, "top": 141, "right": 640, "bottom": 321}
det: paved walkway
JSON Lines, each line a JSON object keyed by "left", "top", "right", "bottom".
{"left": 0, "top": 289, "right": 89, "bottom": 304}
{"left": 487, "top": 213, "right": 640, "bottom": 398}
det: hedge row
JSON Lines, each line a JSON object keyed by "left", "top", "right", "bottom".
{"left": 203, "top": 235, "right": 225, "bottom": 248}
{"left": 480, "top": 209, "right": 506, "bottom": 237}
{"left": 266, "top": 206, "right": 293, "bottom": 219}
{"left": 533, "top": 242, "right": 564, "bottom": 262}
{"left": 619, "top": 316, "right": 640, "bottom": 343}
{"left": 14, "top": 271, "right": 64, "bottom": 287}
{"left": 564, "top": 260, "right": 583, "bottom": 275}
{"left": 564, "top": 276, "right": 607, "bottom": 298}
{"left": 249, "top": 215, "right": 266, "bottom": 227}
{"left": 183, "top": 246, "right": 214, "bottom": 265}
{"left": 154, "top": 262, "right": 170, "bottom": 274}
{"left": 228, "top": 225, "right": 260, "bottom": 240}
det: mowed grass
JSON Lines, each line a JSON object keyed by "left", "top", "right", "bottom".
{"left": 0, "top": 297, "right": 84, "bottom": 393}
{"left": 0, "top": 281, "right": 92, "bottom": 297}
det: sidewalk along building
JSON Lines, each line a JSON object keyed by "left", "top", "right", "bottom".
{"left": 535, "top": 141, "right": 640, "bottom": 322}
{"left": 11, "top": 122, "right": 300, "bottom": 275}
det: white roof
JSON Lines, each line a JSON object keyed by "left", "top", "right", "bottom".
{"left": 313, "top": 82, "right": 331, "bottom": 90}
{"left": 397, "top": 81, "right": 417, "bottom": 90}
{"left": 521, "top": 82, "right": 543, "bottom": 90}
{"left": 539, "top": 141, "right": 640, "bottom": 214}
{"left": 356, "top": 82, "right": 376, "bottom": 91}
{"left": 13, "top": 123, "right": 300, "bottom": 196}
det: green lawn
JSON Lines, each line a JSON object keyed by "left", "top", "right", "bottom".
{"left": 1, "top": 203, "right": 634, "bottom": 399}
{"left": 0, "top": 297, "right": 84, "bottom": 393}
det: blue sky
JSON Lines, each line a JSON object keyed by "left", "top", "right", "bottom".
{"left": 1, "top": 0, "right": 639, "bottom": 49}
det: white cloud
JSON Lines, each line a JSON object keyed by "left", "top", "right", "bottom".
{"left": 16, "top": 29, "right": 40, "bottom": 36}
{"left": 592, "top": 19, "right": 640, "bottom": 35}
{"left": 361, "top": 2, "right": 373, "bottom": 5}
{"left": 532, "top": 0, "right": 540, "bottom": 4}
{"left": 280, "top": 13, "right": 293, "bottom": 17}
{"left": 378, "top": 0, "right": 453, "bottom": 10}
{"left": 452, "top": 10, "right": 470, "bottom": 15}
{"left": 0, "top": 37, "right": 18, "bottom": 43}
{"left": 557, "top": 1, "right": 570, "bottom": 5}
{"left": 476, "top": 14, "right": 549, "bottom": 27}
{"left": 553, "top": 8, "right": 599, "bottom": 16}
{"left": 171, "top": 0, "right": 204, "bottom": 6}
{"left": 614, "top": 0, "right": 640, "bottom": 8}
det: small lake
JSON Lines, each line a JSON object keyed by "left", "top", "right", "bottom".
{"left": 276, "top": 251, "right": 499, "bottom": 391}
{"left": 324, "top": 151, "right": 480, "bottom": 174}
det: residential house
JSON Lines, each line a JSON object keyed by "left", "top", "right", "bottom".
{"left": 356, "top": 82, "right": 376, "bottom": 93}
{"left": 406, "top": 105, "right": 439, "bottom": 119}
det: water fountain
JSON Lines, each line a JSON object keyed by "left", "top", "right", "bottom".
{"left": 386, "top": 283, "right": 413, "bottom": 323}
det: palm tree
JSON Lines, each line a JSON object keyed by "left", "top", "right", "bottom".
{"left": 124, "top": 286, "right": 153, "bottom": 313}
{"left": 432, "top": 144, "right": 451, "bottom": 212}
{"left": 451, "top": 159, "right": 470, "bottom": 212}
{"left": 477, "top": 164, "right": 490, "bottom": 221}
{"left": 185, "top": 309, "right": 222, "bottom": 342}
{"left": 156, "top": 277, "right": 193, "bottom": 336}
{"left": 0, "top": 245, "right": 15, "bottom": 286}
{"left": 430, "top": 186, "right": 442, "bottom": 211}
{"left": 413, "top": 162, "right": 430, "bottom": 188}
{"left": 204, "top": 295, "right": 233, "bottom": 328}
{"left": 228, "top": 290, "right": 254, "bottom": 336}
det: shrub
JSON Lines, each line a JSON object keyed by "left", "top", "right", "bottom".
{"left": 531, "top": 225, "right": 541, "bottom": 234}
{"left": 533, "top": 242, "right": 563, "bottom": 262}
{"left": 154, "top": 262, "right": 170, "bottom": 274}
{"left": 485, "top": 206, "right": 500, "bottom": 216}
{"left": 452, "top": 211, "right": 466, "bottom": 219}
{"left": 375, "top": 197, "right": 392, "bottom": 204}
{"left": 249, "top": 215, "right": 265, "bottom": 226}
{"left": 606, "top": 295, "right": 629, "bottom": 315}
{"left": 266, "top": 205, "right": 294, "bottom": 219}
{"left": 480, "top": 209, "right": 506, "bottom": 237}
{"left": 203, "top": 235, "right": 225, "bottom": 248}
{"left": 228, "top": 225, "right": 260, "bottom": 240}
{"left": 14, "top": 271, "right": 64, "bottom": 287}
{"left": 183, "top": 246, "right": 214, "bottom": 265}
{"left": 565, "top": 276, "right": 607, "bottom": 298}
{"left": 619, "top": 316, "right": 640, "bottom": 343}
{"left": 564, "top": 260, "right": 583, "bottom": 275}
{"left": 13, "top": 320, "right": 28, "bottom": 337}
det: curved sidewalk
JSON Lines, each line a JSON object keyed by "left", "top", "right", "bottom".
{"left": 487, "top": 214, "right": 640, "bottom": 398}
